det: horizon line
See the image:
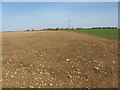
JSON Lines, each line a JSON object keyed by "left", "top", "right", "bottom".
{"left": 2, "top": 26, "right": 118, "bottom": 32}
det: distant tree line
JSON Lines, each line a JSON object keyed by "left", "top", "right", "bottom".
{"left": 43, "top": 28, "right": 69, "bottom": 30}
{"left": 24, "top": 29, "right": 35, "bottom": 31}
{"left": 24, "top": 27, "right": 118, "bottom": 31}
{"left": 91, "top": 27, "right": 117, "bottom": 29}
{"left": 42, "top": 27, "right": 117, "bottom": 30}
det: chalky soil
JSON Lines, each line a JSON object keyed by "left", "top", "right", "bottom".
{"left": 2, "top": 31, "right": 118, "bottom": 88}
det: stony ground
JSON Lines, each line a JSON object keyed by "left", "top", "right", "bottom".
{"left": 2, "top": 31, "right": 118, "bottom": 88}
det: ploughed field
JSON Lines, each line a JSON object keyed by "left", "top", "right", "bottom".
{"left": 2, "top": 31, "right": 118, "bottom": 88}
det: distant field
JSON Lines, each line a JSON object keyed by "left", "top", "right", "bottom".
{"left": 66, "top": 29, "right": 118, "bottom": 39}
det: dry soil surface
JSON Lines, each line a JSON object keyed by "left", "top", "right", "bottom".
{"left": 2, "top": 31, "right": 118, "bottom": 88}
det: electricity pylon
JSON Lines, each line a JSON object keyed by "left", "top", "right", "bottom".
{"left": 68, "top": 19, "right": 71, "bottom": 30}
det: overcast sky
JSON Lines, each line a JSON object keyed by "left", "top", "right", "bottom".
{"left": 2, "top": 2, "right": 118, "bottom": 31}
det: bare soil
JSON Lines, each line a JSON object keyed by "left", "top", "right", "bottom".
{"left": 2, "top": 31, "right": 118, "bottom": 88}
